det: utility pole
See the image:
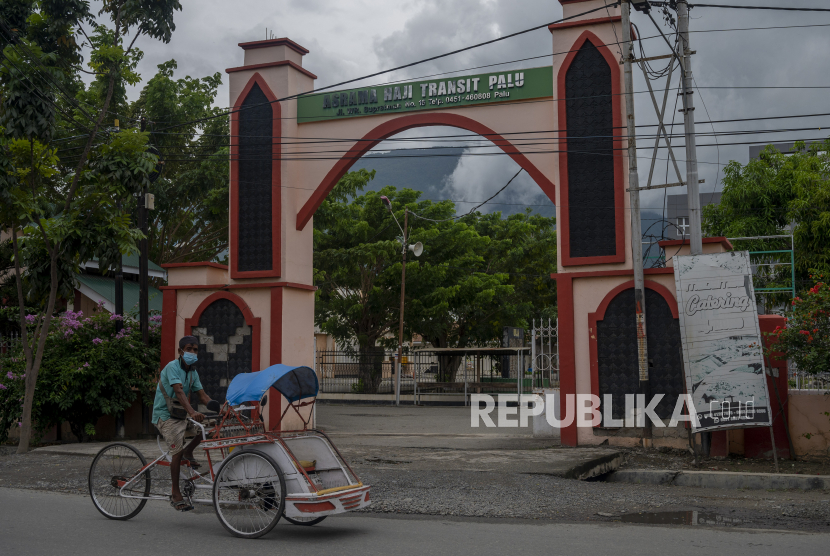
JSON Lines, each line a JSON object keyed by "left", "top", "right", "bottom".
{"left": 395, "top": 209, "right": 409, "bottom": 407}
{"left": 139, "top": 117, "right": 150, "bottom": 345}
{"left": 622, "top": 1, "right": 651, "bottom": 446}
{"left": 114, "top": 202, "right": 124, "bottom": 333}
{"left": 677, "top": 0, "right": 702, "bottom": 256}
{"left": 113, "top": 119, "right": 124, "bottom": 336}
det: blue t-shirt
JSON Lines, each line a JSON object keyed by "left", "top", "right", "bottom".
{"left": 152, "top": 359, "right": 204, "bottom": 423}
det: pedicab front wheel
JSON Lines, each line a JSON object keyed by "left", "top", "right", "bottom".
{"left": 88, "top": 442, "right": 151, "bottom": 520}
{"left": 212, "top": 449, "right": 286, "bottom": 538}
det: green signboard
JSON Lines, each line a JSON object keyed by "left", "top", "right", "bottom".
{"left": 296, "top": 66, "right": 553, "bottom": 123}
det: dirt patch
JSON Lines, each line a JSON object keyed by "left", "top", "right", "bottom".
{"left": 619, "top": 446, "right": 830, "bottom": 476}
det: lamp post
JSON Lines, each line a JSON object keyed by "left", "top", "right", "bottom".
{"left": 381, "top": 196, "right": 423, "bottom": 406}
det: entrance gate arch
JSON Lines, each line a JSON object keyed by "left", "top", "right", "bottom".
{"left": 160, "top": 2, "right": 704, "bottom": 444}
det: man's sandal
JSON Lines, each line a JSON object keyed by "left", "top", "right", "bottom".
{"left": 170, "top": 499, "right": 194, "bottom": 512}
{"left": 183, "top": 457, "right": 201, "bottom": 470}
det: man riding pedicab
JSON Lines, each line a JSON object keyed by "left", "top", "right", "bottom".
{"left": 152, "top": 335, "right": 218, "bottom": 512}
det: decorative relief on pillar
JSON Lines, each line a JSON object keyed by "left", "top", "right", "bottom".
{"left": 565, "top": 41, "right": 616, "bottom": 259}
{"left": 596, "top": 288, "right": 684, "bottom": 422}
{"left": 238, "top": 82, "right": 274, "bottom": 272}
{"left": 192, "top": 299, "right": 253, "bottom": 403}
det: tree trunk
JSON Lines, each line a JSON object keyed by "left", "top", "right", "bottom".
{"left": 17, "top": 251, "right": 60, "bottom": 454}
{"left": 357, "top": 346, "right": 385, "bottom": 394}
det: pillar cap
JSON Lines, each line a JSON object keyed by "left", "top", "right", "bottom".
{"left": 238, "top": 38, "right": 309, "bottom": 55}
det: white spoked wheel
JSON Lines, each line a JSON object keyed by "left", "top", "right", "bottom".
{"left": 212, "top": 449, "right": 286, "bottom": 539}
{"left": 88, "top": 443, "right": 150, "bottom": 520}
{"left": 284, "top": 515, "right": 327, "bottom": 526}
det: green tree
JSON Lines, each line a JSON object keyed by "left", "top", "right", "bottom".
{"left": 703, "top": 139, "right": 830, "bottom": 305}
{"left": 313, "top": 171, "right": 558, "bottom": 385}
{"left": 0, "top": 0, "right": 182, "bottom": 453}
{"left": 129, "top": 59, "right": 229, "bottom": 264}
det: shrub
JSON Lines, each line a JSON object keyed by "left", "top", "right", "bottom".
{"left": 768, "top": 278, "right": 830, "bottom": 375}
{"left": 0, "top": 309, "right": 161, "bottom": 443}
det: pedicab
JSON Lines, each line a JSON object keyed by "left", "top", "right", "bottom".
{"left": 87, "top": 364, "right": 371, "bottom": 538}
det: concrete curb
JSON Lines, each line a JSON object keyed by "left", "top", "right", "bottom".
{"left": 606, "top": 469, "right": 830, "bottom": 490}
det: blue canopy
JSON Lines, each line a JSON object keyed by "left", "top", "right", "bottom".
{"left": 226, "top": 365, "right": 319, "bottom": 405}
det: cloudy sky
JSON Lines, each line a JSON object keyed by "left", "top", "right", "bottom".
{"left": 108, "top": 0, "right": 830, "bottom": 226}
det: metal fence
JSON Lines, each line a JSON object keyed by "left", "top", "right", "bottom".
{"left": 316, "top": 350, "right": 405, "bottom": 394}
{"left": 789, "top": 364, "right": 830, "bottom": 391}
{"left": 0, "top": 333, "right": 21, "bottom": 374}
{"left": 315, "top": 347, "right": 549, "bottom": 400}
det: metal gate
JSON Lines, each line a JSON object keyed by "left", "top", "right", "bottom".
{"left": 530, "top": 318, "right": 558, "bottom": 390}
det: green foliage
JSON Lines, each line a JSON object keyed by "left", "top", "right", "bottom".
{"left": 768, "top": 278, "right": 830, "bottom": 376}
{"left": 703, "top": 139, "right": 830, "bottom": 302}
{"left": 314, "top": 171, "right": 557, "bottom": 386}
{"left": 0, "top": 358, "right": 27, "bottom": 444}
{"left": 129, "top": 59, "right": 229, "bottom": 263}
{"left": 0, "top": 309, "right": 161, "bottom": 443}
{"left": 0, "top": 0, "right": 183, "bottom": 452}
{"left": 0, "top": 42, "right": 61, "bottom": 141}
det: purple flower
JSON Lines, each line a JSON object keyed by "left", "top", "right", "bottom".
{"left": 92, "top": 338, "right": 103, "bottom": 345}
{"left": 6, "top": 372, "right": 13, "bottom": 379}
{"left": 25, "top": 314, "right": 36, "bottom": 323}
{"left": 17, "top": 422, "right": 21, "bottom": 427}
{"left": 0, "top": 384, "right": 6, "bottom": 390}
{"left": 110, "top": 314, "right": 123, "bottom": 321}
{"left": 83, "top": 362, "right": 90, "bottom": 368}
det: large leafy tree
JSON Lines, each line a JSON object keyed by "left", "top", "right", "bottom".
{"left": 314, "top": 171, "right": 558, "bottom": 386}
{"left": 129, "top": 60, "right": 228, "bottom": 263}
{"left": 0, "top": 0, "right": 182, "bottom": 453}
{"left": 703, "top": 139, "right": 830, "bottom": 305}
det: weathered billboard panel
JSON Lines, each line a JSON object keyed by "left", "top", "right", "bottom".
{"left": 673, "top": 251, "right": 772, "bottom": 432}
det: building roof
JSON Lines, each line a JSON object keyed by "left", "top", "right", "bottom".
{"left": 75, "top": 274, "right": 163, "bottom": 314}
{"left": 79, "top": 254, "right": 166, "bottom": 279}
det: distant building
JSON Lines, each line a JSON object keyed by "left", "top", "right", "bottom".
{"left": 666, "top": 192, "right": 722, "bottom": 240}
{"left": 72, "top": 254, "right": 165, "bottom": 316}
{"left": 749, "top": 140, "right": 824, "bottom": 160}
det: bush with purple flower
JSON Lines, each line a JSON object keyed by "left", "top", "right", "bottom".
{"left": 0, "top": 309, "right": 161, "bottom": 443}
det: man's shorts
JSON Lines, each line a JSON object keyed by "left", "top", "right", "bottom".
{"left": 156, "top": 418, "right": 199, "bottom": 456}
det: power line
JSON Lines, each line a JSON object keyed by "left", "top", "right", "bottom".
{"left": 154, "top": 3, "right": 614, "bottom": 133}
{"left": 688, "top": 3, "right": 830, "bottom": 12}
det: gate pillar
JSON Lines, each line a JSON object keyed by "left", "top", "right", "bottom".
{"left": 159, "top": 38, "right": 318, "bottom": 431}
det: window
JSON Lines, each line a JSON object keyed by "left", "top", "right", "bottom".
{"left": 676, "top": 217, "right": 689, "bottom": 238}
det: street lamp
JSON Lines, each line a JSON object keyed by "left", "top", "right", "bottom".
{"left": 380, "top": 196, "right": 423, "bottom": 406}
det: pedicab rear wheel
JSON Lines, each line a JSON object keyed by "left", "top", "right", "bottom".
{"left": 88, "top": 442, "right": 151, "bottom": 520}
{"left": 212, "top": 449, "right": 285, "bottom": 538}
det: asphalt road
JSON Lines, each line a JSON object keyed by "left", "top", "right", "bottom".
{"left": 1, "top": 488, "right": 828, "bottom": 555}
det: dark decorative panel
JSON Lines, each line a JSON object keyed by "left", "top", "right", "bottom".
{"left": 565, "top": 41, "right": 616, "bottom": 258}
{"left": 238, "top": 82, "right": 273, "bottom": 272}
{"left": 596, "top": 289, "right": 684, "bottom": 422}
{"left": 191, "top": 299, "right": 253, "bottom": 404}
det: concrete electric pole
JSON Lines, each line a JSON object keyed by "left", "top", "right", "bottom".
{"left": 677, "top": 0, "right": 702, "bottom": 256}
{"left": 622, "top": 1, "right": 651, "bottom": 445}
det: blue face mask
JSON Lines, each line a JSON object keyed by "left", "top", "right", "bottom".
{"left": 182, "top": 352, "right": 198, "bottom": 366}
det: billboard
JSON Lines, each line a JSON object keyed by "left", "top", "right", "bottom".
{"left": 673, "top": 251, "right": 772, "bottom": 432}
